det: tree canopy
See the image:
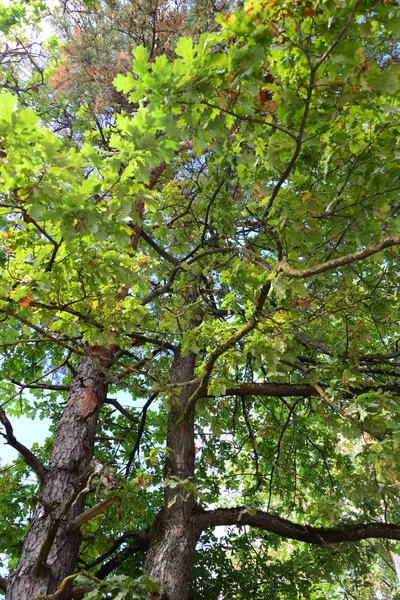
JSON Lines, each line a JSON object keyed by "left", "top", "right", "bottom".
{"left": 1, "top": 1, "right": 400, "bottom": 599}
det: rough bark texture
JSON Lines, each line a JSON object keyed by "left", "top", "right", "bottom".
{"left": 391, "top": 552, "right": 400, "bottom": 583}
{"left": 6, "top": 356, "right": 108, "bottom": 600}
{"left": 144, "top": 351, "right": 199, "bottom": 600}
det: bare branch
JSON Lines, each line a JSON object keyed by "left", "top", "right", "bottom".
{"left": 280, "top": 234, "right": 400, "bottom": 279}
{"left": 7, "top": 378, "right": 69, "bottom": 392}
{"left": 125, "top": 393, "right": 158, "bottom": 476}
{"left": 68, "top": 495, "right": 121, "bottom": 533}
{"left": 225, "top": 383, "right": 316, "bottom": 398}
{"left": 0, "top": 406, "right": 47, "bottom": 480}
{"left": 224, "top": 382, "right": 400, "bottom": 399}
{"left": 96, "top": 538, "right": 148, "bottom": 579}
{"left": 104, "top": 398, "right": 138, "bottom": 423}
{"left": 35, "top": 571, "right": 101, "bottom": 600}
{"left": 84, "top": 529, "right": 149, "bottom": 572}
{"left": 196, "top": 507, "right": 400, "bottom": 545}
{"left": 140, "top": 229, "right": 180, "bottom": 266}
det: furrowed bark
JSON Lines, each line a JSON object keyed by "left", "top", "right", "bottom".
{"left": 6, "top": 356, "right": 108, "bottom": 600}
{"left": 5, "top": 163, "right": 167, "bottom": 600}
{"left": 144, "top": 350, "right": 199, "bottom": 600}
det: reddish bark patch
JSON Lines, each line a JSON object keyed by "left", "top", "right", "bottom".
{"left": 77, "top": 389, "right": 100, "bottom": 417}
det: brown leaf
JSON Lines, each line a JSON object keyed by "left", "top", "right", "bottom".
{"left": 19, "top": 291, "right": 33, "bottom": 308}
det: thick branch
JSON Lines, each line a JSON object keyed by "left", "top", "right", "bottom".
{"left": 196, "top": 507, "right": 400, "bottom": 545}
{"left": 140, "top": 229, "right": 180, "bottom": 266}
{"left": 224, "top": 382, "right": 400, "bottom": 398}
{"left": 280, "top": 234, "right": 400, "bottom": 279}
{"left": 0, "top": 406, "right": 47, "bottom": 480}
{"left": 225, "top": 383, "right": 316, "bottom": 397}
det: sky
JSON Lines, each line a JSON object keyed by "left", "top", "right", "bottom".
{"left": 0, "top": 390, "right": 142, "bottom": 466}
{"left": 0, "top": 413, "right": 52, "bottom": 464}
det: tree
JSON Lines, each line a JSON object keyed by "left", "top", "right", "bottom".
{"left": 1, "top": 0, "right": 400, "bottom": 598}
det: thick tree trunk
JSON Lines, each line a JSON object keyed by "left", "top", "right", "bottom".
{"left": 144, "top": 351, "right": 199, "bottom": 600}
{"left": 7, "top": 356, "right": 108, "bottom": 600}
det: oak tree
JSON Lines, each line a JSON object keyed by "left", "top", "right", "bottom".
{"left": 1, "top": 1, "right": 400, "bottom": 599}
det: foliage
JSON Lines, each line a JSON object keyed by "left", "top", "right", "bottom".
{"left": 1, "top": 0, "right": 400, "bottom": 598}
{"left": 77, "top": 573, "right": 159, "bottom": 600}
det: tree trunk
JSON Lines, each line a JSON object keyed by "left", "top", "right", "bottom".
{"left": 144, "top": 351, "right": 199, "bottom": 600}
{"left": 391, "top": 551, "right": 400, "bottom": 583}
{"left": 7, "top": 356, "right": 108, "bottom": 600}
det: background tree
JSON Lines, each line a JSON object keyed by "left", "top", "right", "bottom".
{"left": 1, "top": 1, "right": 400, "bottom": 599}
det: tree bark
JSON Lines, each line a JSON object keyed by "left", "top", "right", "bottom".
{"left": 196, "top": 507, "right": 400, "bottom": 544}
{"left": 391, "top": 552, "right": 400, "bottom": 583}
{"left": 6, "top": 356, "right": 108, "bottom": 600}
{"left": 144, "top": 351, "right": 199, "bottom": 600}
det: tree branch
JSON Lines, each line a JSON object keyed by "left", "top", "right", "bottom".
{"left": 280, "top": 234, "right": 400, "bottom": 279}
{"left": 1, "top": 307, "right": 83, "bottom": 355}
{"left": 83, "top": 529, "right": 149, "bottom": 572}
{"left": 35, "top": 571, "right": 101, "bottom": 600}
{"left": 68, "top": 495, "right": 121, "bottom": 533}
{"left": 95, "top": 531, "right": 149, "bottom": 579}
{"left": 224, "top": 382, "right": 400, "bottom": 399}
{"left": 0, "top": 576, "right": 8, "bottom": 594}
{"left": 314, "top": 0, "right": 360, "bottom": 70}
{"left": 225, "top": 383, "right": 317, "bottom": 397}
{"left": 198, "top": 281, "right": 272, "bottom": 401}
{"left": 125, "top": 393, "right": 157, "bottom": 476}
{"left": 104, "top": 398, "right": 139, "bottom": 424}
{"left": 140, "top": 229, "right": 180, "bottom": 266}
{"left": 7, "top": 378, "right": 69, "bottom": 392}
{"left": 0, "top": 406, "right": 47, "bottom": 480}
{"left": 195, "top": 507, "right": 400, "bottom": 545}
{"left": 262, "top": 0, "right": 360, "bottom": 218}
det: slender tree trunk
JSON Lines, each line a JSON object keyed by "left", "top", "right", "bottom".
{"left": 144, "top": 351, "right": 199, "bottom": 600}
{"left": 7, "top": 356, "right": 108, "bottom": 600}
{"left": 391, "top": 551, "right": 400, "bottom": 583}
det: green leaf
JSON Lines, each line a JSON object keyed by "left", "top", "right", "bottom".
{"left": 113, "top": 72, "right": 136, "bottom": 95}
{"left": 0, "top": 92, "right": 17, "bottom": 123}
{"left": 175, "top": 37, "right": 195, "bottom": 65}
